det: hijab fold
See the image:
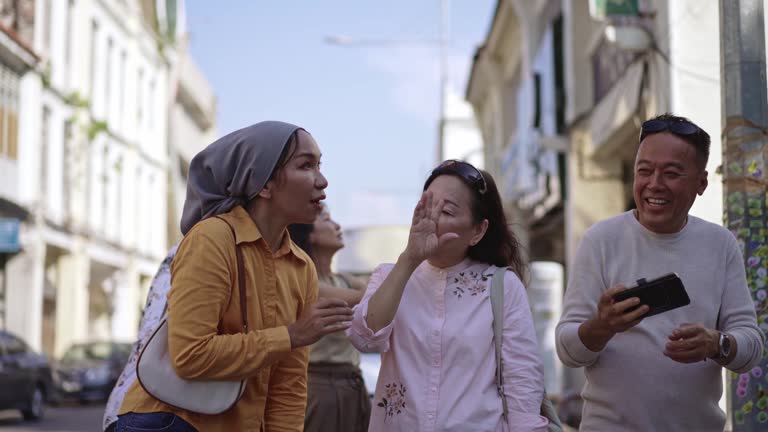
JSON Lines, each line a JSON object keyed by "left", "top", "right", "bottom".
{"left": 180, "top": 121, "right": 302, "bottom": 235}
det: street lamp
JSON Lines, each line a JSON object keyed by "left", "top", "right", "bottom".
{"left": 324, "top": 0, "right": 451, "bottom": 164}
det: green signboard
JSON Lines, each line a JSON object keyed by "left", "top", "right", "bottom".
{"left": 589, "top": 0, "right": 639, "bottom": 19}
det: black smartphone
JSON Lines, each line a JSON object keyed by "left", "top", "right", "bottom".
{"left": 611, "top": 273, "right": 690, "bottom": 318}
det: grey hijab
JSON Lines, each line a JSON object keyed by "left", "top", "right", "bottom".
{"left": 180, "top": 121, "right": 303, "bottom": 235}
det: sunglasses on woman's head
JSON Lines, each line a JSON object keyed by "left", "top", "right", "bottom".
{"left": 431, "top": 159, "right": 488, "bottom": 195}
{"left": 639, "top": 119, "right": 701, "bottom": 142}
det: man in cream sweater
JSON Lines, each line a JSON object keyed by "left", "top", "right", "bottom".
{"left": 556, "top": 113, "right": 764, "bottom": 431}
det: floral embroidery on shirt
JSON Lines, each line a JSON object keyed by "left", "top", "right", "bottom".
{"left": 451, "top": 270, "right": 493, "bottom": 298}
{"left": 377, "top": 382, "right": 406, "bottom": 422}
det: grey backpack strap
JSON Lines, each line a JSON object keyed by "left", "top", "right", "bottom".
{"left": 491, "top": 266, "right": 509, "bottom": 423}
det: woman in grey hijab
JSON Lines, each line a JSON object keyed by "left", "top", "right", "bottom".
{"left": 115, "top": 121, "right": 354, "bottom": 432}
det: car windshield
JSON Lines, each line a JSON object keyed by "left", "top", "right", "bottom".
{"left": 62, "top": 343, "right": 113, "bottom": 362}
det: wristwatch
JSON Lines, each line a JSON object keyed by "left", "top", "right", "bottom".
{"left": 717, "top": 332, "right": 732, "bottom": 359}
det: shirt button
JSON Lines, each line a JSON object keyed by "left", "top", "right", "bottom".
{"left": 428, "top": 414, "right": 433, "bottom": 419}
{"left": 431, "top": 387, "right": 437, "bottom": 392}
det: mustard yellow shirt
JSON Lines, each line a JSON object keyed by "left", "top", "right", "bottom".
{"left": 120, "top": 206, "right": 318, "bottom": 432}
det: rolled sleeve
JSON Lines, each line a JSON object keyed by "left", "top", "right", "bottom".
{"left": 557, "top": 323, "right": 601, "bottom": 367}
{"left": 728, "top": 330, "right": 764, "bottom": 373}
{"left": 346, "top": 264, "right": 395, "bottom": 353}
{"left": 556, "top": 236, "right": 604, "bottom": 367}
{"left": 720, "top": 235, "right": 765, "bottom": 373}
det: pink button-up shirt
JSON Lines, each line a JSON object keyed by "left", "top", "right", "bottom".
{"left": 347, "top": 259, "right": 548, "bottom": 432}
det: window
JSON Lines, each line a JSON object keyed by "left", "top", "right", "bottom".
{"left": 0, "top": 63, "right": 19, "bottom": 160}
{"left": 101, "top": 145, "right": 109, "bottom": 233}
{"left": 89, "top": 19, "right": 99, "bottom": 99}
{"left": 0, "top": 270, "right": 5, "bottom": 329}
{"left": 0, "top": 0, "right": 35, "bottom": 43}
{"left": 591, "top": 38, "right": 636, "bottom": 102}
{"left": 63, "top": 120, "right": 73, "bottom": 218}
{"left": 553, "top": 14, "right": 565, "bottom": 134}
{"left": 590, "top": 15, "right": 651, "bottom": 103}
{"left": 43, "top": 0, "right": 53, "bottom": 53}
{"left": 65, "top": 0, "right": 73, "bottom": 84}
{"left": 134, "top": 165, "right": 142, "bottom": 245}
{"left": 553, "top": 14, "right": 566, "bottom": 202}
{"left": 115, "top": 155, "right": 122, "bottom": 234}
{"left": 62, "top": 342, "right": 111, "bottom": 361}
{"left": 0, "top": 332, "right": 28, "bottom": 355}
{"left": 533, "top": 73, "right": 542, "bottom": 129}
{"left": 118, "top": 50, "right": 126, "bottom": 130}
{"left": 105, "top": 37, "right": 113, "bottom": 120}
{"left": 41, "top": 106, "right": 51, "bottom": 197}
{"left": 148, "top": 79, "right": 156, "bottom": 130}
{"left": 136, "top": 68, "right": 144, "bottom": 126}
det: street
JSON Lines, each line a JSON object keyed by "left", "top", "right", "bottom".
{"left": 0, "top": 403, "right": 103, "bottom": 432}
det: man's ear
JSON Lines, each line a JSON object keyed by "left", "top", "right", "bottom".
{"left": 470, "top": 219, "right": 489, "bottom": 246}
{"left": 697, "top": 170, "right": 708, "bottom": 196}
{"left": 258, "top": 180, "right": 275, "bottom": 199}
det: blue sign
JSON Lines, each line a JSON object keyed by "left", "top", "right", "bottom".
{"left": 0, "top": 218, "right": 20, "bottom": 253}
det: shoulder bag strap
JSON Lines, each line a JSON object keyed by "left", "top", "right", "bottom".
{"left": 491, "top": 267, "right": 564, "bottom": 432}
{"left": 215, "top": 216, "right": 248, "bottom": 333}
{"left": 336, "top": 272, "right": 352, "bottom": 289}
{"left": 490, "top": 266, "right": 509, "bottom": 422}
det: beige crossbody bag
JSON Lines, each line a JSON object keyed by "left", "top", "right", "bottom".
{"left": 136, "top": 217, "right": 248, "bottom": 415}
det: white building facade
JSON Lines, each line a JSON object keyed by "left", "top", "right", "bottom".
{"left": 440, "top": 87, "right": 484, "bottom": 169}
{"left": 0, "top": 0, "right": 213, "bottom": 358}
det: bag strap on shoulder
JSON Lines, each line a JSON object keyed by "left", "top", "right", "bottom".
{"left": 215, "top": 216, "right": 248, "bottom": 333}
{"left": 490, "top": 266, "right": 509, "bottom": 422}
{"left": 491, "top": 266, "right": 564, "bottom": 432}
{"left": 336, "top": 272, "right": 352, "bottom": 289}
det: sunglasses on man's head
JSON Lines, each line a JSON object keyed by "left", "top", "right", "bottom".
{"left": 431, "top": 159, "right": 488, "bottom": 195}
{"left": 639, "top": 119, "right": 702, "bottom": 142}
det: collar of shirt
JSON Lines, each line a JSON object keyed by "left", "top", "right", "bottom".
{"left": 219, "top": 206, "right": 307, "bottom": 262}
{"left": 421, "top": 257, "right": 475, "bottom": 276}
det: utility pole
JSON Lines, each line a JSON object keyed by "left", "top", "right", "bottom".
{"left": 720, "top": 1, "right": 768, "bottom": 430}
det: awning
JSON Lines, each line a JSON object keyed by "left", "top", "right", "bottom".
{"left": 584, "top": 60, "right": 645, "bottom": 158}
{"left": 0, "top": 22, "right": 38, "bottom": 72}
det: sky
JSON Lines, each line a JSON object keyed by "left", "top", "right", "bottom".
{"left": 185, "top": 0, "right": 496, "bottom": 229}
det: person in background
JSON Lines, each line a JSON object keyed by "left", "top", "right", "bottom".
{"left": 347, "top": 160, "right": 549, "bottom": 431}
{"left": 116, "top": 121, "right": 353, "bottom": 432}
{"left": 102, "top": 244, "right": 178, "bottom": 432}
{"left": 288, "top": 204, "right": 372, "bottom": 432}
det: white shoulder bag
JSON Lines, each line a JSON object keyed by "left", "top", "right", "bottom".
{"left": 136, "top": 217, "right": 247, "bottom": 415}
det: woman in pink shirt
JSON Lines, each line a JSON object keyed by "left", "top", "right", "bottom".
{"left": 347, "top": 160, "right": 549, "bottom": 432}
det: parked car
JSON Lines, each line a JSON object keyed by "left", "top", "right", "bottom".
{"left": 0, "top": 330, "right": 54, "bottom": 421}
{"left": 54, "top": 341, "right": 131, "bottom": 403}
